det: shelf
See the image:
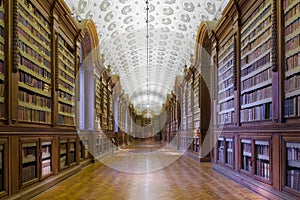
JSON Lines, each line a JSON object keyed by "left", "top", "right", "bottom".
{"left": 19, "top": 82, "right": 51, "bottom": 98}
{"left": 285, "top": 45, "right": 300, "bottom": 58}
{"left": 19, "top": 50, "right": 49, "bottom": 71}
{"left": 218, "top": 74, "right": 233, "bottom": 86}
{"left": 59, "top": 55, "right": 75, "bottom": 71}
{"left": 243, "top": 152, "right": 252, "bottom": 157}
{"left": 287, "top": 142, "right": 300, "bottom": 148}
{"left": 285, "top": 27, "right": 300, "bottom": 42}
{"left": 218, "top": 63, "right": 233, "bottom": 77}
{"left": 285, "top": 88, "right": 300, "bottom": 99}
{"left": 58, "top": 85, "right": 74, "bottom": 96}
{"left": 284, "top": 0, "right": 299, "bottom": 14}
{"left": 241, "top": 79, "right": 272, "bottom": 95}
{"left": 19, "top": 64, "right": 51, "bottom": 84}
{"left": 227, "top": 149, "right": 233, "bottom": 152}
{"left": 285, "top": 66, "right": 300, "bottom": 78}
{"left": 241, "top": 1, "right": 272, "bottom": 37}
{"left": 285, "top": 12, "right": 300, "bottom": 28}
{"left": 241, "top": 34, "right": 272, "bottom": 59}
{"left": 59, "top": 65, "right": 75, "bottom": 79}
{"left": 218, "top": 84, "right": 234, "bottom": 94}
{"left": 58, "top": 111, "right": 74, "bottom": 118}
{"left": 23, "top": 156, "right": 36, "bottom": 164}
{"left": 18, "top": 0, "right": 50, "bottom": 35}
{"left": 218, "top": 108, "right": 234, "bottom": 115}
{"left": 19, "top": 101, "right": 51, "bottom": 112}
{"left": 59, "top": 75, "right": 74, "bottom": 88}
{"left": 241, "top": 63, "right": 272, "bottom": 82}
{"left": 288, "top": 160, "right": 300, "bottom": 168}
{"left": 58, "top": 97, "right": 74, "bottom": 106}
{"left": 219, "top": 48, "right": 233, "bottom": 65}
{"left": 241, "top": 97, "right": 272, "bottom": 109}
{"left": 242, "top": 139, "right": 251, "bottom": 144}
{"left": 257, "top": 154, "right": 269, "bottom": 160}
{"left": 241, "top": 49, "right": 271, "bottom": 71}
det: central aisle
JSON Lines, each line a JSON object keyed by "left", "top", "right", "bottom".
{"left": 34, "top": 140, "right": 265, "bottom": 200}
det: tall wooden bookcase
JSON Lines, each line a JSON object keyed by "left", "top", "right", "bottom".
{"left": 0, "top": 0, "right": 87, "bottom": 198}
{"left": 196, "top": 0, "right": 300, "bottom": 199}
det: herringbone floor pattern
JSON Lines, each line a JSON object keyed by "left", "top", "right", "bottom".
{"left": 33, "top": 140, "right": 265, "bottom": 200}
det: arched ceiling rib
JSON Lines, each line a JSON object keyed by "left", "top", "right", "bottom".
{"left": 65, "top": 0, "right": 229, "bottom": 112}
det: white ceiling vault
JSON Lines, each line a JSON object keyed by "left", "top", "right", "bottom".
{"left": 65, "top": 0, "right": 229, "bottom": 113}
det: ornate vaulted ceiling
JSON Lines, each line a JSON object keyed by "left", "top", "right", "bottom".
{"left": 65, "top": 0, "right": 229, "bottom": 113}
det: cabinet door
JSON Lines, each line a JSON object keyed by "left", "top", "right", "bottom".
{"left": 0, "top": 139, "right": 7, "bottom": 197}
{"left": 59, "top": 140, "right": 68, "bottom": 170}
{"left": 41, "top": 140, "right": 52, "bottom": 178}
{"left": 20, "top": 140, "right": 39, "bottom": 187}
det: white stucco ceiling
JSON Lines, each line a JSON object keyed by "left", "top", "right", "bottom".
{"left": 65, "top": 0, "right": 229, "bottom": 112}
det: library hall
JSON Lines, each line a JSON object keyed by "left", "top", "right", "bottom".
{"left": 0, "top": 0, "right": 299, "bottom": 199}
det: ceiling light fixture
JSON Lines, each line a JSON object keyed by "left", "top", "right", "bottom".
{"left": 145, "top": 0, "right": 150, "bottom": 112}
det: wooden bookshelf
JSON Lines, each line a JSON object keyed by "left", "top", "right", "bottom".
{"left": 17, "top": 0, "right": 51, "bottom": 124}
{"left": 217, "top": 35, "right": 234, "bottom": 125}
{"left": 283, "top": 0, "right": 300, "bottom": 118}
{"left": 57, "top": 35, "right": 75, "bottom": 126}
{"left": 284, "top": 140, "right": 300, "bottom": 193}
{"left": 240, "top": 0, "right": 273, "bottom": 122}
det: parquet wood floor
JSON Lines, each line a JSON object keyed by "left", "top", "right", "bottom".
{"left": 33, "top": 140, "right": 265, "bottom": 200}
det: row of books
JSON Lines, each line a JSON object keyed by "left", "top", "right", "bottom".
{"left": 242, "top": 155, "right": 252, "bottom": 172}
{"left": 285, "top": 52, "right": 300, "bottom": 72}
{"left": 284, "top": 96, "right": 300, "bottom": 118}
{"left": 287, "top": 170, "right": 300, "bottom": 191}
{"left": 0, "top": 9, "right": 4, "bottom": 20}
{"left": 19, "top": 56, "right": 51, "bottom": 80}
{"left": 241, "top": 52, "right": 270, "bottom": 77}
{"left": 218, "top": 87, "right": 234, "bottom": 100}
{"left": 241, "top": 16, "right": 272, "bottom": 50}
{"left": 283, "top": 0, "right": 299, "bottom": 10}
{"left": 41, "top": 159, "right": 51, "bottom": 176}
{"left": 20, "top": 0, "right": 50, "bottom": 28}
{"left": 22, "top": 145, "right": 36, "bottom": 157}
{"left": 18, "top": 106, "right": 51, "bottom": 123}
{"left": 226, "top": 151, "right": 234, "bottom": 166}
{"left": 18, "top": 90, "right": 51, "bottom": 108}
{"left": 241, "top": 68, "right": 272, "bottom": 91}
{"left": 218, "top": 67, "right": 233, "bottom": 83}
{"left": 285, "top": 18, "right": 299, "bottom": 36}
{"left": 287, "top": 147, "right": 300, "bottom": 161}
{"left": 241, "top": 86, "right": 272, "bottom": 105}
{"left": 18, "top": 11, "right": 50, "bottom": 47}
{"left": 217, "top": 99, "right": 234, "bottom": 112}
{"left": 59, "top": 91, "right": 74, "bottom": 102}
{"left": 58, "top": 115, "right": 74, "bottom": 125}
{"left": 18, "top": 39, "right": 50, "bottom": 68}
{"left": 59, "top": 70, "right": 74, "bottom": 83}
{"left": 219, "top": 51, "right": 233, "bottom": 68}
{"left": 256, "top": 144, "right": 270, "bottom": 157}
{"left": 18, "top": 2, "right": 50, "bottom": 39}
{"left": 219, "top": 76, "right": 233, "bottom": 91}
{"left": 241, "top": 0, "right": 270, "bottom": 39}
{"left": 58, "top": 46, "right": 75, "bottom": 62}
{"left": 255, "top": 160, "right": 270, "bottom": 179}
{"left": 284, "top": 3, "right": 300, "bottom": 22}
{"left": 19, "top": 71, "right": 50, "bottom": 92}
{"left": 0, "top": 26, "right": 3, "bottom": 38}
{"left": 18, "top": 27, "right": 50, "bottom": 58}
{"left": 285, "top": 34, "right": 300, "bottom": 53}
{"left": 219, "top": 37, "right": 233, "bottom": 60}
{"left": 242, "top": 142, "right": 252, "bottom": 153}
{"left": 218, "top": 60, "right": 234, "bottom": 75}
{"left": 60, "top": 62, "right": 75, "bottom": 76}
{"left": 218, "top": 111, "right": 233, "bottom": 125}
{"left": 58, "top": 103, "right": 74, "bottom": 114}
{"left": 242, "top": 37, "right": 272, "bottom": 66}
{"left": 284, "top": 74, "right": 300, "bottom": 92}
{"left": 22, "top": 164, "right": 36, "bottom": 183}
{"left": 58, "top": 80, "right": 74, "bottom": 93}
{"left": 240, "top": 102, "right": 272, "bottom": 122}
{"left": 0, "top": 84, "right": 4, "bottom": 97}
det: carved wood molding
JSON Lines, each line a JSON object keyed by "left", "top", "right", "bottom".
{"left": 55, "top": 34, "right": 59, "bottom": 91}
{"left": 271, "top": 0, "right": 278, "bottom": 72}
{"left": 233, "top": 34, "right": 238, "bottom": 91}
{"left": 12, "top": 0, "right": 19, "bottom": 73}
